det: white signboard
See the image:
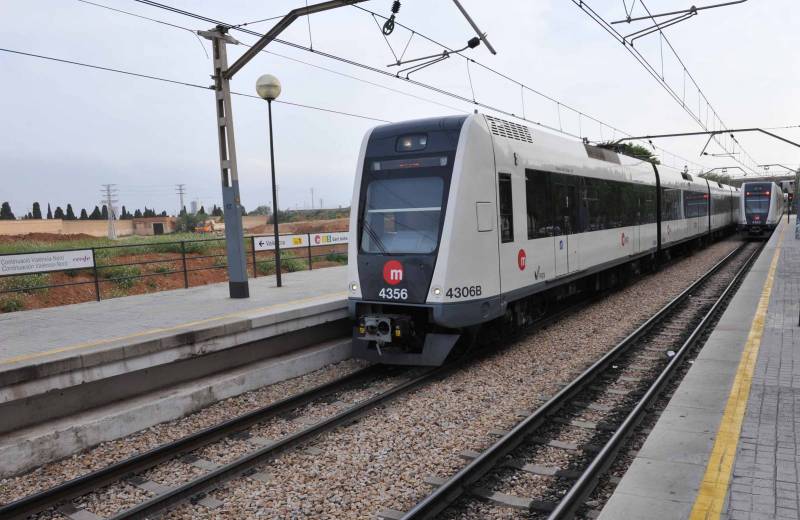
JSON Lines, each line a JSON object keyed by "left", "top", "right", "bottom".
{"left": 0, "top": 249, "right": 95, "bottom": 276}
{"left": 253, "top": 234, "right": 309, "bottom": 252}
{"left": 310, "top": 231, "right": 349, "bottom": 246}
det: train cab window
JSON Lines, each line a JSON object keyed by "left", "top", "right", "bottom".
{"left": 361, "top": 176, "right": 444, "bottom": 254}
{"left": 499, "top": 173, "right": 514, "bottom": 243}
{"left": 525, "top": 170, "right": 554, "bottom": 238}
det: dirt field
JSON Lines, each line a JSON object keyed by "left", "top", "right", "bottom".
{"left": 0, "top": 221, "right": 350, "bottom": 313}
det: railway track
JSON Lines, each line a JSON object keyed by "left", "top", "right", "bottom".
{"left": 2, "top": 280, "right": 596, "bottom": 520}
{"left": 400, "top": 240, "right": 762, "bottom": 520}
{"left": 0, "top": 363, "right": 422, "bottom": 520}
{"left": 2, "top": 241, "right": 749, "bottom": 520}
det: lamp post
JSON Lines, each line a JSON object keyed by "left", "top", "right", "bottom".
{"left": 256, "top": 74, "right": 283, "bottom": 287}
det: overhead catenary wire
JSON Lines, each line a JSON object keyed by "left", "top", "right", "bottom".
{"left": 121, "top": 0, "right": 708, "bottom": 171}
{"left": 0, "top": 47, "right": 392, "bottom": 123}
{"left": 570, "top": 0, "right": 761, "bottom": 174}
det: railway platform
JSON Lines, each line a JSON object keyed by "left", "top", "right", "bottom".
{"left": 600, "top": 216, "right": 798, "bottom": 520}
{"left": 0, "top": 266, "right": 350, "bottom": 475}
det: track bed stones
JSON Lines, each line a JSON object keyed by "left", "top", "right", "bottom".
{"left": 3, "top": 240, "right": 745, "bottom": 519}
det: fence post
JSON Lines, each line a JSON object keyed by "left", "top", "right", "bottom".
{"left": 181, "top": 241, "right": 189, "bottom": 289}
{"left": 307, "top": 233, "right": 313, "bottom": 270}
{"left": 92, "top": 247, "right": 101, "bottom": 301}
{"left": 251, "top": 236, "right": 258, "bottom": 278}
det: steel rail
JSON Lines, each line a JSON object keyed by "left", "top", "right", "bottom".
{"left": 549, "top": 241, "right": 761, "bottom": 518}
{"left": 0, "top": 264, "right": 599, "bottom": 520}
{"left": 401, "top": 242, "right": 754, "bottom": 519}
{"left": 108, "top": 292, "right": 602, "bottom": 520}
{"left": 108, "top": 366, "right": 443, "bottom": 520}
{"left": 0, "top": 364, "right": 386, "bottom": 520}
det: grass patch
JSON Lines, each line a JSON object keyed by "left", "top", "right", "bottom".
{"left": 100, "top": 265, "right": 141, "bottom": 289}
{"left": 325, "top": 252, "right": 348, "bottom": 264}
{"left": 0, "top": 273, "right": 50, "bottom": 294}
{"left": 212, "top": 255, "right": 227, "bottom": 267}
{"left": 0, "top": 294, "right": 25, "bottom": 312}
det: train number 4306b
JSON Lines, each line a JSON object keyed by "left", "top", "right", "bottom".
{"left": 379, "top": 287, "right": 408, "bottom": 300}
{"left": 446, "top": 285, "right": 482, "bottom": 299}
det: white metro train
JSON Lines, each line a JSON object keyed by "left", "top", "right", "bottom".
{"left": 346, "top": 113, "right": 740, "bottom": 365}
{"left": 738, "top": 181, "right": 784, "bottom": 236}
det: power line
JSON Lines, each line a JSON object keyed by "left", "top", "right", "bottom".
{"left": 569, "top": 0, "right": 761, "bottom": 174}
{"left": 121, "top": 0, "right": 709, "bottom": 171}
{"left": 0, "top": 47, "right": 391, "bottom": 123}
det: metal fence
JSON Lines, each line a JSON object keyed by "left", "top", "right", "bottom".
{"left": 0, "top": 232, "right": 349, "bottom": 302}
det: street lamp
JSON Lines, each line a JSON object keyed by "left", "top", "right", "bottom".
{"left": 256, "top": 74, "right": 283, "bottom": 287}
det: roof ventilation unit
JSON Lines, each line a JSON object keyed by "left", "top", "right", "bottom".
{"left": 485, "top": 115, "right": 533, "bottom": 143}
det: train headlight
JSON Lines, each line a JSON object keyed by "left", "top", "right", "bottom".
{"left": 432, "top": 286, "right": 442, "bottom": 296}
{"left": 349, "top": 282, "right": 359, "bottom": 293}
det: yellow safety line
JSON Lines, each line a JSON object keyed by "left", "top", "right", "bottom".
{"left": 689, "top": 225, "right": 785, "bottom": 519}
{"left": 0, "top": 291, "right": 347, "bottom": 367}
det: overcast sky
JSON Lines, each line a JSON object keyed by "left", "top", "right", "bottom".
{"left": 1, "top": 0, "right": 798, "bottom": 218}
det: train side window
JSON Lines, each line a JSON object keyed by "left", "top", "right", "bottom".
{"left": 661, "top": 188, "right": 681, "bottom": 221}
{"left": 499, "top": 173, "right": 514, "bottom": 243}
{"left": 525, "top": 170, "right": 554, "bottom": 238}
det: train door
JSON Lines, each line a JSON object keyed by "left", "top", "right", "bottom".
{"left": 553, "top": 175, "right": 579, "bottom": 275}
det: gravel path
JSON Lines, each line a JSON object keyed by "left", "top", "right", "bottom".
{"left": 4, "top": 239, "right": 741, "bottom": 519}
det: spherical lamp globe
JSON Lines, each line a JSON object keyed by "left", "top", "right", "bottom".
{"left": 255, "top": 74, "right": 281, "bottom": 101}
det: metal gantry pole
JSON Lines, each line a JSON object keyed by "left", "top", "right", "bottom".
{"left": 201, "top": 27, "right": 250, "bottom": 298}
{"left": 267, "top": 99, "right": 282, "bottom": 287}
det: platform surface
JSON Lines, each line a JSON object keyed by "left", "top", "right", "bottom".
{"left": 0, "top": 266, "right": 348, "bottom": 373}
{"left": 600, "top": 216, "right": 797, "bottom": 520}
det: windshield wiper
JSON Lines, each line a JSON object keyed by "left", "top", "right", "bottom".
{"left": 362, "top": 219, "right": 388, "bottom": 255}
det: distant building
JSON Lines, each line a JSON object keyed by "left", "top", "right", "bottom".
{"left": 190, "top": 200, "right": 199, "bottom": 214}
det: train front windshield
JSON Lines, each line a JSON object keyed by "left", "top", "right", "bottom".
{"left": 361, "top": 175, "right": 444, "bottom": 254}
{"left": 744, "top": 183, "right": 772, "bottom": 220}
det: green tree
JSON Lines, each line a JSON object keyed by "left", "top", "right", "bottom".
{"left": 32, "top": 202, "right": 42, "bottom": 219}
{"left": 101, "top": 205, "right": 109, "bottom": 220}
{"left": 211, "top": 205, "right": 223, "bottom": 217}
{"left": 54, "top": 206, "right": 64, "bottom": 219}
{"left": 89, "top": 206, "right": 102, "bottom": 220}
{"left": 247, "top": 205, "right": 271, "bottom": 216}
{"left": 176, "top": 211, "right": 202, "bottom": 232}
{"left": 80, "top": 208, "right": 89, "bottom": 220}
{"left": 134, "top": 209, "right": 143, "bottom": 218}
{"left": 617, "top": 143, "right": 660, "bottom": 165}
{"left": 65, "top": 204, "right": 77, "bottom": 220}
{"left": 46, "top": 203, "right": 53, "bottom": 219}
{"left": 198, "top": 205, "right": 206, "bottom": 215}
{"left": 0, "top": 202, "right": 15, "bottom": 220}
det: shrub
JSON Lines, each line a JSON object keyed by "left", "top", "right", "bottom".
{"left": 0, "top": 295, "right": 24, "bottom": 312}
{"left": 257, "top": 260, "right": 275, "bottom": 275}
{"left": 100, "top": 265, "right": 141, "bottom": 289}
{"left": 152, "top": 263, "right": 173, "bottom": 274}
{"left": 213, "top": 255, "right": 227, "bottom": 267}
{"left": 0, "top": 273, "right": 50, "bottom": 294}
{"left": 281, "top": 256, "right": 307, "bottom": 272}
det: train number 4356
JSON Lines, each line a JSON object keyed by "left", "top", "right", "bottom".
{"left": 379, "top": 287, "right": 408, "bottom": 300}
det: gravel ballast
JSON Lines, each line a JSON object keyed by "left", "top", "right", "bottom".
{"left": 3, "top": 239, "right": 741, "bottom": 519}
